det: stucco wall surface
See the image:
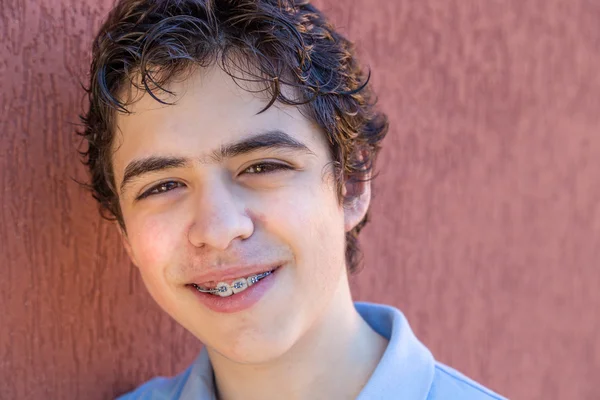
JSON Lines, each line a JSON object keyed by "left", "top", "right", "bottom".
{"left": 1, "top": 0, "right": 599, "bottom": 399}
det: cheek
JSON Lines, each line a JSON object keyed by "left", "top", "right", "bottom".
{"left": 307, "top": 182, "right": 347, "bottom": 280}
{"left": 254, "top": 179, "right": 345, "bottom": 273}
{"left": 126, "top": 214, "right": 188, "bottom": 314}
{"left": 128, "top": 214, "right": 183, "bottom": 277}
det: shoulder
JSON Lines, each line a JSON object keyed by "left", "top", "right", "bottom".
{"left": 116, "top": 374, "right": 190, "bottom": 400}
{"left": 354, "top": 302, "right": 507, "bottom": 400}
{"left": 427, "top": 362, "right": 507, "bottom": 400}
{"left": 115, "top": 350, "right": 215, "bottom": 399}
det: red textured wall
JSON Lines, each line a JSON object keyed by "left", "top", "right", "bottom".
{"left": 1, "top": 1, "right": 599, "bottom": 399}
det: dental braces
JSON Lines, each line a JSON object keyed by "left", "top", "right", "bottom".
{"left": 194, "top": 270, "right": 273, "bottom": 297}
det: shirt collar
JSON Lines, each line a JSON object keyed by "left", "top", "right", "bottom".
{"left": 185, "top": 302, "right": 434, "bottom": 400}
{"left": 179, "top": 349, "right": 216, "bottom": 400}
{"left": 355, "top": 301, "right": 435, "bottom": 400}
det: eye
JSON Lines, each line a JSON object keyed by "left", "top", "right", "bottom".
{"left": 137, "top": 181, "right": 184, "bottom": 200}
{"left": 243, "top": 162, "right": 292, "bottom": 175}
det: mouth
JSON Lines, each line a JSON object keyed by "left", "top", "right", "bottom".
{"left": 190, "top": 266, "right": 280, "bottom": 297}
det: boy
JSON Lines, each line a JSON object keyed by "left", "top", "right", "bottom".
{"left": 79, "top": 0, "right": 506, "bottom": 398}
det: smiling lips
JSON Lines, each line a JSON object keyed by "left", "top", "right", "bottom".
{"left": 191, "top": 268, "right": 277, "bottom": 297}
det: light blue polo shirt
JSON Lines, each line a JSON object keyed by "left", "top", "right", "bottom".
{"left": 117, "top": 302, "right": 507, "bottom": 399}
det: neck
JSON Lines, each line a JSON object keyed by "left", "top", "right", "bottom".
{"left": 207, "top": 274, "right": 388, "bottom": 400}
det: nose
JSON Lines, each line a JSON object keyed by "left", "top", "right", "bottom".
{"left": 187, "top": 177, "right": 254, "bottom": 250}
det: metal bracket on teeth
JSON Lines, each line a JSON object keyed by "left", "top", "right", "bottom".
{"left": 195, "top": 270, "right": 272, "bottom": 296}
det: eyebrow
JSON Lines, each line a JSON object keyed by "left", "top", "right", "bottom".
{"left": 119, "top": 130, "right": 314, "bottom": 196}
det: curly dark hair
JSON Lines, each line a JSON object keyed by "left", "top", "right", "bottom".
{"left": 78, "top": 0, "right": 388, "bottom": 274}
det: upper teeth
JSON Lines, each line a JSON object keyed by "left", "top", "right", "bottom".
{"left": 195, "top": 270, "right": 273, "bottom": 297}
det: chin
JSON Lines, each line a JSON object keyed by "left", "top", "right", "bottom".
{"left": 207, "top": 324, "right": 302, "bottom": 365}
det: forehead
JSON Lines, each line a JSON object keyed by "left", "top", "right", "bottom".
{"left": 112, "top": 65, "right": 328, "bottom": 177}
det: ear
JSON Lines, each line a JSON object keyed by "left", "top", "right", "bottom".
{"left": 343, "top": 174, "right": 371, "bottom": 232}
{"left": 117, "top": 223, "right": 139, "bottom": 268}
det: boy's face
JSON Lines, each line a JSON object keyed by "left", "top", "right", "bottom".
{"left": 111, "top": 65, "right": 368, "bottom": 363}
